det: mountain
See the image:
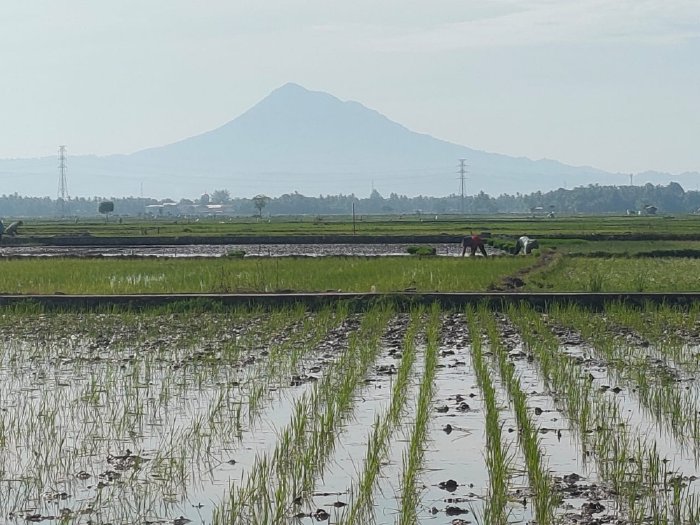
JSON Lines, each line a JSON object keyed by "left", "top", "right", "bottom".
{"left": 0, "top": 83, "right": 696, "bottom": 198}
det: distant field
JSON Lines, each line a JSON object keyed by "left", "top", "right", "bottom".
{"left": 9, "top": 214, "right": 700, "bottom": 240}
{"left": 540, "top": 239, "right": 700, "bottom": 255}
{"left": 6, "top": 215, "right": 700, "bottom": 295}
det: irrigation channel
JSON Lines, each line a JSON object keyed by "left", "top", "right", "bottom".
{"left": 1, "top": 302, "right": 700, "bottom": 524}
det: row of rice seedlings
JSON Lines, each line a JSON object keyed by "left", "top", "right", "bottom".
{"left": 605, "top": 301, "right": 700, "bottom": 373}
{"left": 549, "top": 303, "right": 700, "bottom": 457}
{"left": 479, "top": 307, "right": 558, "bottom": 524}
{"left": 338, "top": 308, "right": 424, "bottom": 524}
{"left": 465, "top": 305, "right": 513, "bottom": 524}
{"left": 508, "top": 304, "right": 699, "bottom": 522}
{"left": 244, "top": 304, "right": 347, "bottom": 426}
{"left": 0, "top": 304, "right": 263, "bottom": 351}
{"left": 212, "top": 305, "right": 394, "bottom": 524}
{"left": 276, "top": 307, "right": 398, "bottom": 518}
{"left": 98, "top": 307, "right": 347, "bottom": 521}
{"left": 141, "top": 307, "right": 346, "bottom": 494}
{"left": 394, "top": 304, "right": 440, "bottom": 525}
{"left": 149, "top": 305, "right": 349, "bottom": 488}
{"left": 0, "top": 308, "right": 297, "bottom": 518}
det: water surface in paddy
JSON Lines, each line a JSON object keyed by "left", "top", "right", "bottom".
{"left": 0, "top": 243, "right": 484, "bottom": 258}
{"left": 1, "top": 312, "right": 697, "bottom": 524}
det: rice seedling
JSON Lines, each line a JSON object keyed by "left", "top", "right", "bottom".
{"left": 526, "top": 256, "right": 700, "bottom": 292}
{"left": 340, "top": 309, "right": 422, "bottom": 524}
{"left": 466, "top": 305, "right": 512, "bottom": 525}
{"left": 479, "top": 307, "right": 558, "bottom": 524}
{"left": 549, "top": 303, "right": 700, "bottom": 456}
{"left": 212, "top": 305, "right": 394, "bottom": 524}
{"left": 0, "top": 305, "right": 349, "bottom": 523}
{"left": 508, "top": 303, "right": 700, "bottom": 522}
{"left": 0, "top": 256, "right": 532, "bottom": 293}
{"left": 395, "top": 304, "right": 439, "bottom": 525}
{"left": 604, "top": 301, "right": 700, "bottom": 373}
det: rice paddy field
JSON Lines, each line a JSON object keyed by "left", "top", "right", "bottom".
{"left": 6, "top": 213, "right": 700, "bottom": 525}
{"left": 13, "top": 214, "right": 700, "bottom": 239}
{"left": 526, "top": 256, "right": 700, "bottom": 292}
{"left": 0, "top": 257, "right": 531, "bottom": 294}
{"left": 2, "top": 301, "right": 700, "bottom": 525}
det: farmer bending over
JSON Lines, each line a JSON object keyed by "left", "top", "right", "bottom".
{"left": 461, "top": 231, "right": 488, "bottom": 257}
{"left": 5, "top": 221, "right": 22, "bottom": 237}
{"left": 513, "top": 235, "right": 539, "bottom": 255}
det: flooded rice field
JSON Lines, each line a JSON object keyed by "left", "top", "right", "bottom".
{"left": 0, "top": 302, "right": 699, "bottom": 524}
{"left": 0, "top": 243, "right": 482, "bottom": 258}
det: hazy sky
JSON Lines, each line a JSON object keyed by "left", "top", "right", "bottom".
{"left": 1, "top": 0, "right": 699, "bottom": 175}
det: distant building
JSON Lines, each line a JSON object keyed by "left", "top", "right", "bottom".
{"left": 145, "top": 201, "right": 234, "bottom": 216}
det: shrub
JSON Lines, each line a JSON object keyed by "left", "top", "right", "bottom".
{"left": 406, "top": 246, "right": 436, "bottom": 256}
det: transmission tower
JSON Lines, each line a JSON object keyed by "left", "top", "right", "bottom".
{"left": 58, "top": 146, "right": 69, "bottom": 216}
{"left": 458, "top": 159, "right": 467, "bottom": 214}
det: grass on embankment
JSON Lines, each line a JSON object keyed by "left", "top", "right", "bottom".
{"left": 0, "top": 256, "right": 532, "bottom": 294}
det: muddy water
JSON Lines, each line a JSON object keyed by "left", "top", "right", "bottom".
{"left": 0, "top": 243, "right": 489, "bottom": 258}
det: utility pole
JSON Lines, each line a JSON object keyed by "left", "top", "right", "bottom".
{"left": 352, "top": 202, "right": 356, "bottom": 235}
{"left": 458, "top": 159, "right": 467, "bottom": 215}
{"left": 58, "top": 145, "right": 69, "bottom": 216}
{"left": 629, "top": 173, "right": 634, "bottom": 186}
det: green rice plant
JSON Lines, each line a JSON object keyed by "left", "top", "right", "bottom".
{"left": 587, "top": 270, "right": 605, "bottom": 292}
{"left": 526, "top": 257, "right": 700, "bottom": 292}
{"left": 395, "top": 305, "right": 440, "bottom": 525}
{"left": 0, "top": 256, "right": 532, "bottom": 294}
{"left": 631, "top": 270, "right": 649, "bottom": 292}
{"left": 605, "top": 301, "right": 698, "bottom": 373}
{"left": 549, "top": 303, "right": 700, "bottom": 456}
{"left": 479, "top": 308, "right": 557, "bottom": 524}
{"left": 508, "top": 303, "right": 700, "bottom": 523}
{"left": 212, "top": 305, "right": 394, "bottom": 524}
{"left": 466, "top": 305, "right": 512, "bottom": 525}
{"left": 0, "top": 306, "right": 339, "bottom": 523}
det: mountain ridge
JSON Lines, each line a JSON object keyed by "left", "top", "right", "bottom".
{"left": 0, "top": 83, "right": 696, "bottom": 198}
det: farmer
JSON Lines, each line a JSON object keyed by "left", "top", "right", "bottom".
{"left": 461, "top": 231, "right": 488, "bottom": 257}
{"left": 5, "top": 221, "right": 22, "bottom": 237}
{"left": 513, "top": 235, "right": 539, "bottom": 255}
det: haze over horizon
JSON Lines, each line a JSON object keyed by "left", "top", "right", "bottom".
{"left": 1, "top": 1, "right": 699, "bottom": 196}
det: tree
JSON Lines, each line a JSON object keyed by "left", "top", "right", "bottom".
{"left": 252, "top": 194, "right": 270, "bottom": 217}
{"left": 98, "top": 201, "right": 114, "bottom": 222}
{"left": 211, "top": 189, "right": 231, "bottom": 204}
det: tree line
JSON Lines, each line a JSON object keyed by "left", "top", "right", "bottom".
{"left": 1, "top": 182, "right": 698, "bottom": 218}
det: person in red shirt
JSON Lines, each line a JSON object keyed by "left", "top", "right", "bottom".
{"left": 461, "top": 231, "right": 488, "bottom": 257}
